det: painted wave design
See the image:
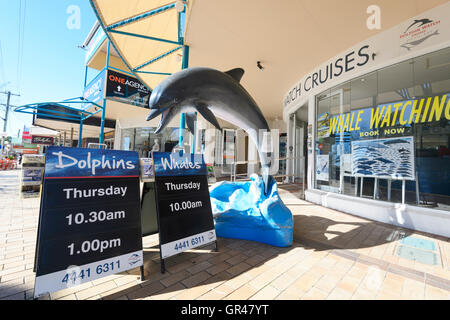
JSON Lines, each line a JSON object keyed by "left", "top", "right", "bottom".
{"left": 352, "top": 138, "right": 414, "bottom": 179}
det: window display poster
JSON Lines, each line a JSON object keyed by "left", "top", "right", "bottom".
{"left": 316, "top": 154, "right": 330, "bottom": 181}
{"left": 206, "top": 163, "right": 216, "bottom": 184}
{"left": 351, "top": 136, "right": 415, "bottom": 180}
{"left": 140, "top": 158, "right": 154, "bottom": 182}
{"left": 317, "top": 112, "right": 330, "bottom": 139}
{"left": 341, "top": 154, "right": 352, "bottom": 176}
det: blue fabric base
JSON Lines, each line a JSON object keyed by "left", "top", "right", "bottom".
{"left": 210, "top": 175, "right": 293, "bottom": 247}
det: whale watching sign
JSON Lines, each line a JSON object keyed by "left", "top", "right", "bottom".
{"left": 33, "top": 147, "right": 143, "bottom": 298}
{"left": 152, "top": 152, "right": 217, "bottom": 263}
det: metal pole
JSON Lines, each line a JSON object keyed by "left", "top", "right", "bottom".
{"left": 3, "top": 91, "right": 11, "bottom": 132}
{"left": 179, "top": 45, "right": 189, "bottom": 149}
{"left": 99, "top": 40, "right": 111, "bottom": 148}
{"left": 84, "top": 66, "right": 88, "bottom": 88}
{"left": 191, "top": 112, "right": 197, "bottom": 154}
{"left": 78, "top": 119, "right": 83, "bottom": 148}
{"left": 70, "top": 127, "right": 74, "bottom": 147}
{"left": 402, "top": 180, "right": 406, "bottom": 204}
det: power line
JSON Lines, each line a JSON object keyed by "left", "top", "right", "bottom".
{"left": 16, "top": 0, "right": 27, "bottom": 93}
{"left": 0, "top": 41, "right": 6, "bottom": 84}
{"left": 16, "top": 0, "right": 22, "bottom": 89}
{"left": 19, "top": 0, "right": 27, "bottom": 92}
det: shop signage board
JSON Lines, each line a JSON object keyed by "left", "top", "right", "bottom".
{"left": 152, "top": 152, "right": 216, "bottom": 262}
{"left": 31, "top": 135, "right": 54, "bottom": 145}
{"left": 33, "top": 147, "right": 143, "bottom": 298}
{"left": 82, "top": 68, "right": 106, "bottom": 108}
{"left": 106, "top": 69, "right": 151, "bottom": 108}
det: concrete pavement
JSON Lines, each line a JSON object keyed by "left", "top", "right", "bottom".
{"left": 0, "top": 170, "right": 449, "bottom": 300}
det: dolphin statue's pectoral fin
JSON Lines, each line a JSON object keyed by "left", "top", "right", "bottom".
{"left": 185, "top": 112, "right": 196, "bottom": 134}
{"left": 196, "top": 104, "right": 221, "bottom": 131}
{"left": 225, "top": 68, "right": 244, "bottom": 82}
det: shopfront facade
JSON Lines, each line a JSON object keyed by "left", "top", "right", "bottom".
{"left": 283, "top": 3, "right": 450, "bottom": 237}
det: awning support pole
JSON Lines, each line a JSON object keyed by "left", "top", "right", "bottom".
{"left": 78, "top": 119, "right": 83, "bottom": 148}
{"left": 84, "top": 66, "right": 88, "bottom": 88}
{"left": 179, "top": 45, "right": 189, "bottom": 149}
{"left": 99, "top": 39, "right": 110, "bottom": 148}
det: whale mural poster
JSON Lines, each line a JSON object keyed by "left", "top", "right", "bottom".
{"left": 152, "top": 152, "right": 216, "bottom": 260}
{"left": 34, "top": 147, "right": 143, "bottom": 298}
{"left": 351, "top": 136, "right": 415, "bottom": 180}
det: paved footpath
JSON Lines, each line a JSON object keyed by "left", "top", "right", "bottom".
{"left": 0, "top": 170, "right": 449, "bottom": 300}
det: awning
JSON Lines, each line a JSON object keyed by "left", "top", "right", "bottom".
{"left": 29, "top": 126, "right": 59, "bottom": 137}
{"left": 89, "top": 0, "right": 189, "bottom": 90}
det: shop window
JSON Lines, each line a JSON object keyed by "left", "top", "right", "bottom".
{"left": 119, "top": 127, "right": 184, "bottom": 156}
{"left": 315, "top": 47, "right": 450, "bottom": 211}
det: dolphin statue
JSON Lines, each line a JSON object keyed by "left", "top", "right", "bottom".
{"left": 146, "top": 67, "right": 272, "bottom": 194}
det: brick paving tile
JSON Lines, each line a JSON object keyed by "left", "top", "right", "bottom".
{"left": 327, "top": 287, "right": 353, "bottom": 300}
{"left": 401, "top": 278, "right": 425, "bottom": 299}
{"left": 126, "top": 281, "right": 165, "bottom": 300}
{"left": 206, "top": 261, "right": 231, "bottom": 276}
{"left": 301, "top": 288, "right": 328, "bottom": 300}
{"left": 275, "top": 286, "right": 305, "bottom": 300}
{"left": 186, "top": 261, "right": 213, "bottom": 275}
{"left": 226, "top": 262, "right": 252, "bottom": 276}
{"left": 181, "top": 271, "right": 211, "bottom": 288}
{"left": 224, "top": 284, "right": 258, "bottom": 300}
{"left": 424, "top": 285, "right": 450, "bottom": 300}
{"left": 75, "top": 280, "right": 117, "bottom": 300}
{"left": 57, "top": 294, "right": 77, "bottom": 300}
{"left": 101, "top": 281, "right": 140, "bottom": 300}
{"left": 197, "top": 288, "right": 228, "bottom": 300}
{"left": 149, "top": 283, "right": 186, "bottom": 300}
{"left": 249, "top": 285, "right": 280, "bottom": 300}
{"left": 173, "top": 283, "right": 213, "bottom": 300}
{"left": 50, "top": 281, "right": 94, "bottom": 300}
{"left": 160, "top": 271, "right": 191, "bottom": 288}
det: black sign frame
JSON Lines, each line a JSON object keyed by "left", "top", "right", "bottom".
{"left": 152, "top": 152, "right": 218, "bottom": 274}
{"left": 33, "top": 147, "right": 144, "bottom": 298}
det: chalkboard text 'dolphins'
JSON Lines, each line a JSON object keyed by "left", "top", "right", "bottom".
{"left": 52, "top": 151, "right": 136, "bottom": 175}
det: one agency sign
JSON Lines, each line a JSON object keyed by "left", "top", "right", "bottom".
{"left": 106, "top": 70, "right": 151, "bottom": 108}
{"left": 34, "top": 147, "right": 143, "bottom": 298}
{"left": 152, "top": 152, "right": 216, "bottom": 259}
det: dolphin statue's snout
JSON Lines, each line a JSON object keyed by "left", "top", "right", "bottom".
{"left": 146, "top": 109, "right": 161, "bottom": 121}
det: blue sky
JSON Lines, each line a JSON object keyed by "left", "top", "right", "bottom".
{"left": 0, "top": 0, "right": 97, "bottom": 137}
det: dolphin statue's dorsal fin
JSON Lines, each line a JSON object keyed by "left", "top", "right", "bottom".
{"left": 196, "top": 103, "right": 221, "bottom": 131}
{"left": 225, "top": 68, "right": 244, "bottom": 83}
{"left": 185, "top": 112, "right": 196, "bottom": 134}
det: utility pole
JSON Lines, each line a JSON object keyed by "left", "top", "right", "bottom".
{"left": 0, "top": 91, "right": 20, "bottom": 156}
{"left": 1, "top": 91, "right": 20, "bottom": 132}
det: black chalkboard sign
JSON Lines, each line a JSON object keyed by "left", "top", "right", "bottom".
{"left": 33, "top": 147, "right": 143, "bottom": 298}
{"left": 152, "top": 152, "right": 217, "bottom": 272}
